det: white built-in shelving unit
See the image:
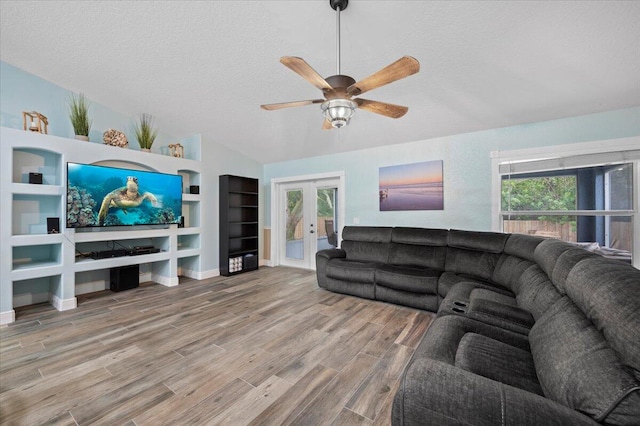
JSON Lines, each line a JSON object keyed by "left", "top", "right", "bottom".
{"left": 1, "top": 126, "right": 202, "bottom": 324}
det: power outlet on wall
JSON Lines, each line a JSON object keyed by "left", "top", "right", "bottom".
{"left": 353, "top": 217, "right": 360, "bottom": 224}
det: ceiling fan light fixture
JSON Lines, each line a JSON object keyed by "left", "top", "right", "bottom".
{"left": 321, "top": 99, "right": 357, "bottom": 128}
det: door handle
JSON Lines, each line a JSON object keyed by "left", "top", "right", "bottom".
{"left": 310, "top": 230, "right": 315, "bottom": 234}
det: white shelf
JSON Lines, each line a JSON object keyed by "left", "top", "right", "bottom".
{"left": 176, "top": 248, "right": 200, "bottom": 258}
{"left": 12, "top": 261, "right": 63, "bottom": 281}
{"left": 177, "top": 226, "right": 201, "bottom": 236}
{"left": 182, "top": 194, "right": 200, "bottom": 202}
{"left": 74, "top": 251, "right": 171, "bottom": 272}
{"left": 73, "top": 227, "right": 173, "bottom": 243}
{"left": 2, "top": 126, "right": 204, "bottom": 324}
{"left": 11, "top": 183, "right": 64, "bottom": 196}
{"left": 11, "top": 234, "right": 64, "bottom": 246}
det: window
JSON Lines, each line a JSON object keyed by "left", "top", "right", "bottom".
{"left": 492, "top": 138, "right": 640, "bottom": 268}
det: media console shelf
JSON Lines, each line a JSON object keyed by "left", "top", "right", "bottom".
{"left": 0, "top": 126, "right": 202, "bottom": 324}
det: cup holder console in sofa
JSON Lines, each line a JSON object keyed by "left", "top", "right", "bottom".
{"left": 316, "top": 226, "right": 640, "bottom": 425}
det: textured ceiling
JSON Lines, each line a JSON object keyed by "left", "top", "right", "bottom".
{"left": 1, "top": 1, "right": 639, "bottom": 164}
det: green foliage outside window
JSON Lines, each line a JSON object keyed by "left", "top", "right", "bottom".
{"left": 286, "top": 188, "right": 336, "bottom": 240}
{"left": 502, "top": 176, "right": 576, "bottom": 223}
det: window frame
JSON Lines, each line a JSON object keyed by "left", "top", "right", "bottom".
{"left": 491, "top": 136, "right": 640, "bottom": 268}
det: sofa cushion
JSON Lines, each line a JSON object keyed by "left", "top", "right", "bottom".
{"left": 413, "top": 314, "right": 531, "bottom": 363}
{"left": 530, "top": 297, "right": 640, "bottom": 425}
{"left": 391, "top": 227, "right": 449, "bottom": 246}
{"left": 341, "top": 226, "right": 392, "bottom": 263}
{"left": 515, "top": 264, "right": 562, "bottom": 321}
{"left": 388, "top": 243, "right": 447, "bottom": 270}
{"left": 445, "top": 247, "right": 503, "bottom": 282}
{"left": 549, "top": 248, "right": 597, "bottom": 293}
{"left": 375, "top": 286, "right": 438, "bottom": 312}
{"left": 375, "top": 264, "right": 441, "bottom": 294}
{"left": 470, "top": 288, "right": 517, "bottom": 306}
{"left": 565, "top": 257, "right": 640, "bottom": 372}
{"left": 324, "top": 277, "right": 375, "bottom": 300}
{"left": 455, "top": 332, "right": 543, "bottom": 396}
{"left": 504, "top": 233, "right": 545, "bottom": 261}
{"left": 326, "top": 259, "right": 377, "bottom": 283}
{"left": 534, "top": 239, "right": 574, "bottom": 282}
{"left": 492, "top": 254, "right": 535, "bottom": 291}
{"left": 437, "top": 272, "right": 511, "bottom": 299}
{"left": 447, "top": 229, "right": 509, "bottom": 253}
{"left": 342, "top": 226, "right": 393, "bottom": 243}
{"left": 467, "top": 298, "right": 535, "bottom": 335}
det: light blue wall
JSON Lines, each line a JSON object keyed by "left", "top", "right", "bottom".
{"left": 1, "top": 60, "right": 263, "bottom": 274}
{"left": 0, "top": 61, "right": 182, "bottom": 153}
{"left": 264, "top": 107, "right": 640, "bottom": 231}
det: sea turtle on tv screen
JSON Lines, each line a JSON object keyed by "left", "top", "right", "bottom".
{"left": 98, "top": 176, "right": 158, "bottom": 225}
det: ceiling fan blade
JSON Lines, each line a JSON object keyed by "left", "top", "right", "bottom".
{"left": 281, "top": 57, "right": 335, "bottom": 92}
{"left": 347, "top": 56, "right": 420, "bottom": 96}
{"left": 261, "top": 99, "right": 325, "bottom": 111}
{"left": 322, "top": 119, "right": 334, "bottom": 130}
{"left": 355, "top": 98, "right": 409, "bottom": 118}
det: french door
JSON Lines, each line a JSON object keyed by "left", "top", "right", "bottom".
{"left": 277, "top": 177, "right": 341, "bottom": 270}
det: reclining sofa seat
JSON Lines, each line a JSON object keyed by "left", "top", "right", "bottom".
{"left": 393, "top": 256, "right": 640, "bottom": 426}
{"left": 315, "top": 226, "right": 640, "bottom": 425}
{"left": 317, "top": 226, "right": 449, "bottom": 311}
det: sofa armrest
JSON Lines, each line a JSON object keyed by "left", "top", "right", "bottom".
{"left": 393, "top": 358, "right": 598, "bottom": 426}
{"left": 316, "top": 249, "right": 346, "bottom": 288}
{"left": 317, "top": 248, "right": 346, "bottom": 261}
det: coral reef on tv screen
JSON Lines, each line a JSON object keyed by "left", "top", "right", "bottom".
{"left": 67, "top": 162, "right": 183, "bottom": 228}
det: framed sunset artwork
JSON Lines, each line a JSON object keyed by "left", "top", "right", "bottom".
{"left": 379, "top": 160, "right": 444, "bottom": 211}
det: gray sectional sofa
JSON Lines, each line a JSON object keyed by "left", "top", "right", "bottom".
{"left": 315, "top": 226, "right": 640, "bottom": 426}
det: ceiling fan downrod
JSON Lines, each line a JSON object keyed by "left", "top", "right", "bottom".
{"left": 330, "top": 0, "right": 348, "bottom": 75}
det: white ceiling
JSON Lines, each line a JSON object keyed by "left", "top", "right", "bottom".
{"left": 1, "top": 1, "right": 639, "bottom": 164}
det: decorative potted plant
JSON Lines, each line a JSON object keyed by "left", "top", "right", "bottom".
{"left": 134, "top": 113, "right": 158, "bottom": 152}
{"left": 68, "top": 93, "right": 92, "bottom": 141}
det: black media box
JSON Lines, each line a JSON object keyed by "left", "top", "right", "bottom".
{"left": 110, "top": 265, "right": 139, "bottom": 292}
{"left": 189, "top": 185, "right": 200, "bottom": 194}
{"left": 29, "top": 172, "right": 43, "bottom": 184}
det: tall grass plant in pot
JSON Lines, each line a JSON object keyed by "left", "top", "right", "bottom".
{"left": 68, "top": 93, "right": 92, "bottom": 141}
{"left": 134, "top": 113, "right": 158, "bottom": 152}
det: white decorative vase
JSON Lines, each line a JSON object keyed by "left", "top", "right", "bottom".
{"left": 74, "top": 135, "right": 89, "bottom": 142}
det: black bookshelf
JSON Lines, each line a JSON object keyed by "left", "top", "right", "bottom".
{"left": 219, "top": 175, "right": 259, "bottom": 276}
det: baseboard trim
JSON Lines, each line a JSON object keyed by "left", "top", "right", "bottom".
{"left": 50, "top": 295, "right": 77, "bottom": 311}
{"left": 0, "top": 310, "right": 16, "bottom": 325}
{"left": 188, "top": 268, "right": 220, "bottom": 280}
{"left": 153, "top": 274, "right": 179, "bottom": 287}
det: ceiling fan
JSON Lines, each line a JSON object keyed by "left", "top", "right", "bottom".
{"left": 260, "top": 0, "right": 420, "bottom": 129}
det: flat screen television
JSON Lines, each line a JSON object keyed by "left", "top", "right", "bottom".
{"left": 67, "top": 162, "right": 183, "bottom": 228}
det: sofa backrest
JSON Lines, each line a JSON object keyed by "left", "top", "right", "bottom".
{"left": 529, "top": 257, "right": 640, "bottom": 425}
{"left": 445, "top": 230, "right": 509, "bottom": 282}
{"left": 533, "top": 239, "right": 598, "bottom": 294}
{"left": 565, "top": 257, "right": 640, "bottom": 374}
{"left": 388, "top": 227, "right": 448, "bottom": 269}
{"left": 513, "top": 264, "right": 562, "bottom": 320}
{"left": 341, "top": 226, "right": 392, "bottom": 263}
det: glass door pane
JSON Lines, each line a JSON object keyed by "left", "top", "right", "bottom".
{"left": 285, "top": 189, "right": 304, "bottom": 260}
{"left": 317, "top": 187, "right": 337, "bottom": 251}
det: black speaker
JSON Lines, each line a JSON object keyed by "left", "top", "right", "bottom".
{"left": 110, "top": 265, "right": 139, "bottom": 292}
{"left": 47, "top": 217, "right": 60, "bottom": 234}
{"left": 29, "top": 172, "right": 43, "bottom": 184}
{"left": 178, "top": 216, "right": 185, "bottom": 228}
{"left": 189, "top": 185, "right": 199, "bottom": 194}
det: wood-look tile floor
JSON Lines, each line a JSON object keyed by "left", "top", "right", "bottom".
{"left": 0, "top": 267, "right": 434, "bottom": 425}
